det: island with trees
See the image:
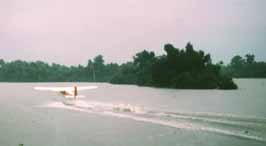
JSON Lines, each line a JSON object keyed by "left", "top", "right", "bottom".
{"left": 110, "top": 43, "right": 237, "bottom": 89}
{"left": 6, "top": 42, "right": 266, "bottom": 89}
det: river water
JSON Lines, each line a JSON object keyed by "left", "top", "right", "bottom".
{"left": 0, "top": 79, "right": 265, "bottom": 146}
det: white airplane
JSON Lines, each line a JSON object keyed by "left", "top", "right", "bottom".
{"left": 34, "top": 85, "right": 98, "bottom": 105}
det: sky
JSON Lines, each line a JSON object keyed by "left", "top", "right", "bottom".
{"left": 0, "top": 0, "right": 265, "bottom": 65}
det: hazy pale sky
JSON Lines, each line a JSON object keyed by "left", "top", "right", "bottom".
{"left": 0, "top": 0, "right": 265, "bottom": 65}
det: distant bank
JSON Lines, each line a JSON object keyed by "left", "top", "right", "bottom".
{"left": 1, "top": 43, "right": 265, "bottom": 89}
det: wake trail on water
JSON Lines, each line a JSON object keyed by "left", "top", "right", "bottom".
{"left": 37, "top": 100, "right": 266, "bottom": 143}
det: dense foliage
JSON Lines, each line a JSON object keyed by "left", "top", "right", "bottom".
{"left": 221, "top": 54, "right": 266, "bottom": 78}
{"left": 110, "top": 43, "right": 238, "bottom": 89}
{"left": 0, "top": 55, "right": 119, "bottom": 82}
{"left": 0, "top": 42, "right": 246, "bottom": 89}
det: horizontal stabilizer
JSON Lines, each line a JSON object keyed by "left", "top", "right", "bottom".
{"left": 64, "top": 95, "right": 85, "bottom": 99}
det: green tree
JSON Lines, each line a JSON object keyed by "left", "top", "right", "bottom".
{"left": 231, "top": 55, "right": 244, "bottom": 67}
{"left": 245, "top": 54, "right": 255, "bottom": 64}
{"left": 133, "top": 50, "right": 156, "bottom": 85}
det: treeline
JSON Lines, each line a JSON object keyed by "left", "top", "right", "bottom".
{"left": 1, "top": 42, "right": 255, "bottom": 89}
{"left": 221, "top": 54, "right": 266, "bottom": 78}
{"left": 0, "top": 55, "right": 119, "bottom": 82}
{"left": 110, "top": 43, "right": 237, "bottom": 89}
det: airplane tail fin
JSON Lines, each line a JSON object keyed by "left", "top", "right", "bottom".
{"left": 74, "top": 86, "right": 78, "bottom": 100}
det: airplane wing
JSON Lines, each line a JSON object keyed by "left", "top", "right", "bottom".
{"left": 34, "top": 86, "right": 98, "bottom": 98}
{"left": 34, "top": 87, "right": 73, "bottom": 92}
{"left": 77, "top": 86, "right": 98, "bottom": 91}
{"left": 34, "top": 86, "right": 98, "bottom": 92}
